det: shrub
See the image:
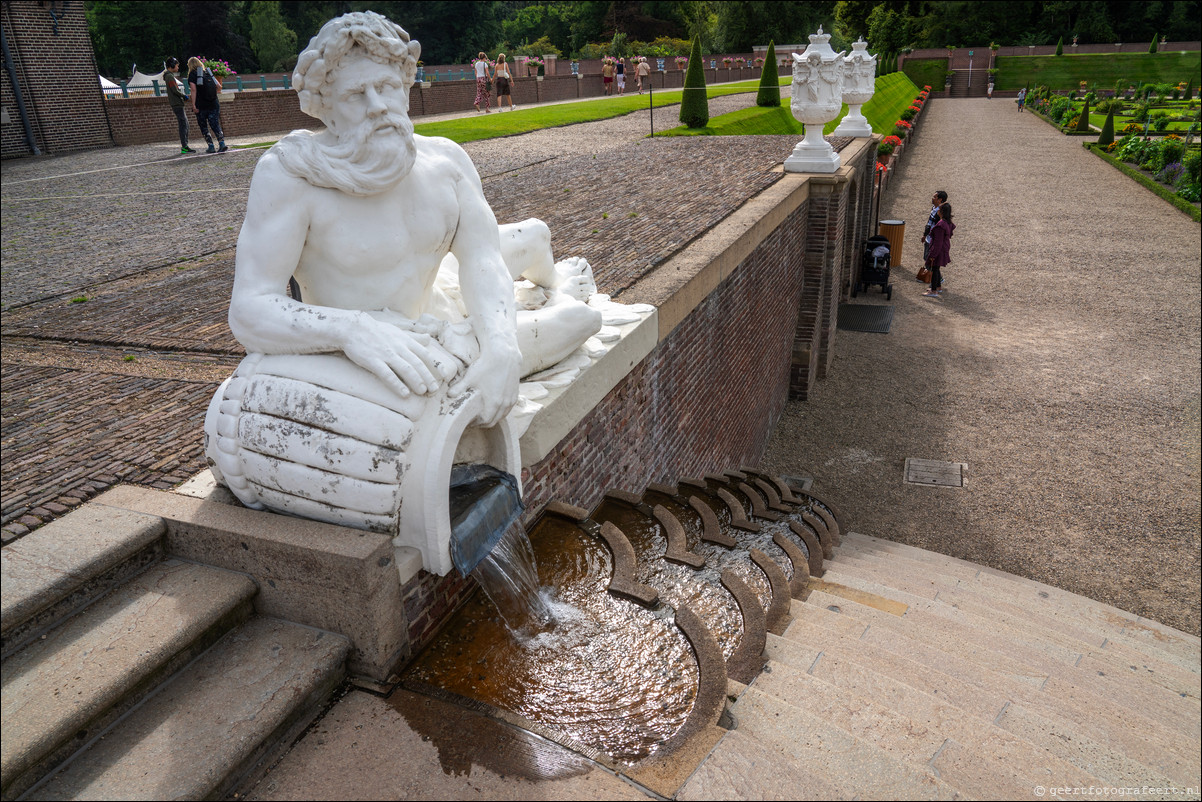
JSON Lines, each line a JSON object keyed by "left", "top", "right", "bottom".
{"left": 1182, "top": 149, "right": 1202, "bottom": 187}
{"left": 899, "top": 107, "right": 915, "bottom": 121}
{"left": 1131, "top": 102, "right": 1150, "bottom": 122}
{"left": 756, "top": 41, "right": 780, "bottom": 107}
{"left": 1121, "top": 122, "right": 1142, "bottom": 134}
{"left": 1075, "top": 99, "right": 1092, "bottom": 131}
{"left": 679, "top": 36, "right": 709, "bottom": 128}
{"left": 878, "top": 140, "right": 895, "bottom": 156}
{"left": 892, "top": 125, "right": 907, "bottom": 140}
{"left": 1048, "top": 96, "right": 1073, "bottom": 124}
{"left": 1055, "top": 37, "right": 1063, "bottom": 56}
{"left": 1151, "top": 112, "right": 1170, "bottom": 132}
{"left": 1094, "top": 98, "right": 1122, "bottom": 114}
{"left": 1084, "top": 91, "right": 1098, "bottom": 105}
{"left": 1097, "top": 107, "right": 1116, "bottom": 146}
{"left": 1149, "top": 35, "right": 1158, "bottom": 54}
{"left": 1156, "top": 139, "right": 1185, "bottom": 171}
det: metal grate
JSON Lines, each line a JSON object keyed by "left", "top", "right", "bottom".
{"left": 904, "top": 458, "right": 967, "bottom": 488}
{"left": 836, "top": 303, "right": 894, "bottom": 334}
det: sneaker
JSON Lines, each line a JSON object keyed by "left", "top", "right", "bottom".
{"left": 181, "top": 146, "right": 195, "bottom": 154}
{"left": 217, "top": 142, "right": 229, "bottom": 153}
{"left": 922, "top": 291, "right": 941, "bottom": 298}
{"left": 206, "top": 144, "right": 216, "bottom": 153}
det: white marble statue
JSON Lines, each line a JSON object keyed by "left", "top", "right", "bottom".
{"left": 784, "top": 27, "right": 846, "bottom": 173}
{"left": 832, "top": 38, "right": 876, "bottom": 138}
{"left": 202, "top": 11, "right": 641, "bottom": 576}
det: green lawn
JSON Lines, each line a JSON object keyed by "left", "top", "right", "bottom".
{"left": 901, "top": 59, "right": 947, "bottom": 92}
{"left": 657, "top": 73, "right": 920, "bottom": 138}
{"left": 995, "top": 51, "right": 1201, "bottom": 91}
{"left": 411, "top": 79, "right": 786, "bottom": 143}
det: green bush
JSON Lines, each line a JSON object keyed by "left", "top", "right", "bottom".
{"left": 1075, "top": 99, "right": 1091, "bottom": 131}
{"left": 1094, "top": 98, "right": 1123, "bottom": 114}
{"left": 892, "top": 125, "right": 907, "bottom": 140}
{"left": 1183, "top": 148, "right": 1201, "bottom": 185}
{"left": 1055, "top": 37, "right": 1063, "bottom": 56}
{"left": 1151, "top": 112, "right": 1170, "bottom": 132}
{"left": 1048, "top": 95, "right": 1073, "bottom": 124}
{"left": 1149, "top": 35, "right": 1158, "bottom": 54}
{"left": 899, "top": 107, "right": 915, "bottom": 121}
{"left": 1097, "top": 107, "right": 1116, "bottom": 146}
{"left": 756, "top": 41, "right": 780, "bottom": 107}
{"left": 878, "top": 140, "right": 896, "bottom": 156}
{"left": 1131, "top": 101, "right": 1150, "bottom": 122}
{"left": 1156, "top": 139, "right": 1185, "bottom": 171}
{"left": 679, "top": 36, "right": 709, "bottom": 128}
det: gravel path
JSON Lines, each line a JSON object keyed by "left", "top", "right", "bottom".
{"left": 762, "top": 97, "right": 1202, "bottom": 635}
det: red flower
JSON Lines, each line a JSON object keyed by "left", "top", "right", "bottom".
{"left": 883, "top": 135, "right": 903, "bottom": 146}
{"left": 895, "top": 119, "right": 913, "bottom": 128}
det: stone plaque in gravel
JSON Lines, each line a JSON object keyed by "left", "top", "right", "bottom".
{"left": 903, "top": 458, "right": 967, "bottom": 488}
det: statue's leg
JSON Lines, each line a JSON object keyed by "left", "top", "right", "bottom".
{"left": 498, "top": 219, "right": 557, "bottom": 286}
{"left": 516, "top": 297, "right": 603, "bottom": 377}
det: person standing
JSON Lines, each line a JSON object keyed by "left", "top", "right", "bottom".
{"left": 1016, "top": 86, "right": 1026, "bottom": 112}
{"left": 473, "top": 52, "right": 491, "bottom": 112}
{"left": 615, "top": 57, "right": 626, "bottom": 95}
{"left": 601, "top": 58, "right": 614, "bottom": 95}
{"left": 493, "top": 53, "right": 515, "bottom": 111}
{"left": 921, "top": 190, "right": 948, "bottom": 266}
{"left": 187, "top": 57, "right": 227, "bottom": 153}
{"left": 163, "top": 57, "right": 193, "bottom": 154}
{"left": 923, "top": 203, "right": 955, "bottom": 298}
{"left": 987, "top": 78, "right": 994, "bottom": 99}
{"left": 636, "top": 57, "right": 651, "bottom": 94}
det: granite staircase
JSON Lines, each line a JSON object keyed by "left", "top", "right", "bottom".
{"left": 679, "top": 528, "right": 1202, "bottom": 800}
{"left": 0, "top": 503, "right": 350, "bottom": 801}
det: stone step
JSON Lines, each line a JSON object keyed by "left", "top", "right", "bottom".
{"left": 1, "top": 504, "right": 165, "bottom": 659}
{"left": 0, "top": 559, "right": 257, "bottom": 797}
{"left": 26, "top": 616, "right": 349, "bottom": 801}
{"left": 753, "top": 658, "right": 1103, "bottom": 798}
{"left": 814, "top": 565, "right": 1201, "bottom": 715}
{"left": 831, "top": 542, "right": 1201, "bottom": 673}
{"left": 769, "top": 634, "right": 1185, "bottom": 791}
{"left": 842, "top": 532, "right": 1201, "bottom": 664}
{"left": 781, "top": 603, "right": 1200, "bottom": 785}
{"left": 816, "top": 566, "right": 1100, "bottom": 668}
{"left": 677, "top": 729, "right": 844, "bottom": 801}
{"left": 828, "top": 551, "right": 1201, "bottom": 698}
{"left": 730, "top": 685, "right": 961, "bottom": 799}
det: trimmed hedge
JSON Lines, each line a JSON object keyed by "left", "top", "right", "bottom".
{"left": 1085, "top": 143, "right": 1201, "bottom": 221}
{"left": 679, "top": 36, "right": 709, "bottom": 128}
{"left": 757, "top": 41, "right": 781, "bottom": 107}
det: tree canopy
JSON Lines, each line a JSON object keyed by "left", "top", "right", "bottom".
{"left": 85, "top": 0, "right": 1200, "bottom": 79}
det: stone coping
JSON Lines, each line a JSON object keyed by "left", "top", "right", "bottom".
{"left": 516, "top": 135, "right": 875, "bottom": 466}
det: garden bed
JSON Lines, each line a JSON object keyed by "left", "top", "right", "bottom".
{"left": 1086, "top": 138, "right": 1201, "bottom": 221}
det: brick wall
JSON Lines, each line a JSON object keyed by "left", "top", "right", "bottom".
{"left": 103, "top": 91, "right": 317, "bottom": 146}
{"left": 1, "top": 1, "right": 112, "bottom": 158}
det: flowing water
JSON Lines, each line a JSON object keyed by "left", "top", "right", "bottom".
{"left": 470, "top": 522, "right": 555, "bottom": 634}
{"left": 405, "top": 515, "right": 698, "bottom": 762}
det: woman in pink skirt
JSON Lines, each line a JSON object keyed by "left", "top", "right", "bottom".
{"left": 473, "top": 52, "right": 491, "bottom": 112}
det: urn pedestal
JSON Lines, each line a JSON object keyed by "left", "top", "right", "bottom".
{"left": 784, "top": 27, "right": 846, "bottom": 174}
{"left": 833, "top": 37, "right": 876, "bottom": 138}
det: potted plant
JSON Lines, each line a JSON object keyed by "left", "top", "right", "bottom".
{"left": 722, "top": 57, "right": 733, "bottom": 67}
{"left": 675, "top": 56, "right": 688, "bottom": 69}
{"left": 754, "top": 56, "right": 764, "bottom": 67}
{"left": 525, "top": 56, "right": 545, "bottom": 77}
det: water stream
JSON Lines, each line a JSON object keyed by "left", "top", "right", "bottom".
{"left": 470, "top": 522, "right": 555, "bottom": 634}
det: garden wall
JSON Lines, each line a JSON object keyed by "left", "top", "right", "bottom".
{"left": 400, "top": 136, "right": 878, "bottom": 659}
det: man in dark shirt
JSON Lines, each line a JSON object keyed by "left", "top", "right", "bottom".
{"left": 187, "top": 57, "right": 228, "bottom": 153}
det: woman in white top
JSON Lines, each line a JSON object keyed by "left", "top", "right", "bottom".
{"left": 473, "top": 52, "right": 491, "bottom": 113}
{"left": 494, "top": 53, "right": 516, "bottom": 111}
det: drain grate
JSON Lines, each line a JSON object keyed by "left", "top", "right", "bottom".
{"left": 837, "top": 303, "right": 894, "bottom": 333}
{"left": 904, "top": 458, "right": 967, "bottom": 487}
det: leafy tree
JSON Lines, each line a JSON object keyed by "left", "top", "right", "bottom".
{"left": 250, "top": 1, "right": 298, "bottom": 71}
{"left": 756, "top": 40, "right": 780, "bottom": 106}
{"left": 679, "top": 36, "right": 708, "bottom": 128}
{"left": 86, "top": 0, "right": 186, "bottom": 78}
{"left": 183, "top": 1, "right": 254, "bottom": 72}
{"left": 721, "top": 1, "right": 835, "bottom": 53}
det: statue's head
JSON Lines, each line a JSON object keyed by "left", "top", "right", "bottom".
{"left": 294, "top": 11, "right": 421, "bottom": 125}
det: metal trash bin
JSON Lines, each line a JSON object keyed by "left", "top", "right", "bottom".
{"left": 878, "top": 219, "right": 905, "bottom": 268}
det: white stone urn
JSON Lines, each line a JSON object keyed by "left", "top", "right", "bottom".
{"left": 832, "top": 37, "right": 876, "bottom": 137}
{"left": 785, "top": 27, "right": 846, "bottom": 173}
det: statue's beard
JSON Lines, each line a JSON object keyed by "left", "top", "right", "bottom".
{"left": 277, "top": 115, "right": 417, "bottom": 196}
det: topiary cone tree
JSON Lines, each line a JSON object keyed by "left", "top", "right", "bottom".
{"left": 757, "top": 41, "right": 780, "bottom": 107}
{"left": 1149, "top": 35, "right": 1158, "bottom": 54}
{"left": 1075, "top": 99, "right": 1091, "bottom": 131}
{"left": 679, "top": 36, "right": 709, "bottom": 128}
{"left": 1097, "top": 107, "right": 1115, "bottom": 146}
{"left": 1055, "top": 36, "right": 1063, "bottom": 56}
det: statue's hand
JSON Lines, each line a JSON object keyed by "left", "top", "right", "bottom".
{"left": 342, "top": 316, "right": 443, "bottom": 399}
{"left": 448, "top": 338, "right": 521, "bottom": 427}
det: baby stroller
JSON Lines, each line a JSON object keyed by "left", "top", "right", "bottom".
{"left": 853, "top": 235, "right": 893, "bottom": 300}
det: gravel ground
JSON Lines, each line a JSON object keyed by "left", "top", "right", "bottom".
{"left": 762, "top": 97, "right": 1202, "bottom": 636}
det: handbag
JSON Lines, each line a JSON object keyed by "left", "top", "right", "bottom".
{"left": 486, "top": 77, "right": 493, "bottom": 92}
{"left": 916, "top": 266, "right": 932, "bottom": 283}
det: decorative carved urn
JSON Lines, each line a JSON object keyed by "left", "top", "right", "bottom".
{"left": 832, "top": 37, "right": 876, "bottom": 137}
{"left": 785, "top": 27, "right": 846, "bottom": 173}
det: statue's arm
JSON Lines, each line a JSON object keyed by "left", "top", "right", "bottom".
{"left": 229, "top": 155, "right": 442, "bottom": 399}
{"left": 443, "top": 145, "right": 521, "bottom": 425}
